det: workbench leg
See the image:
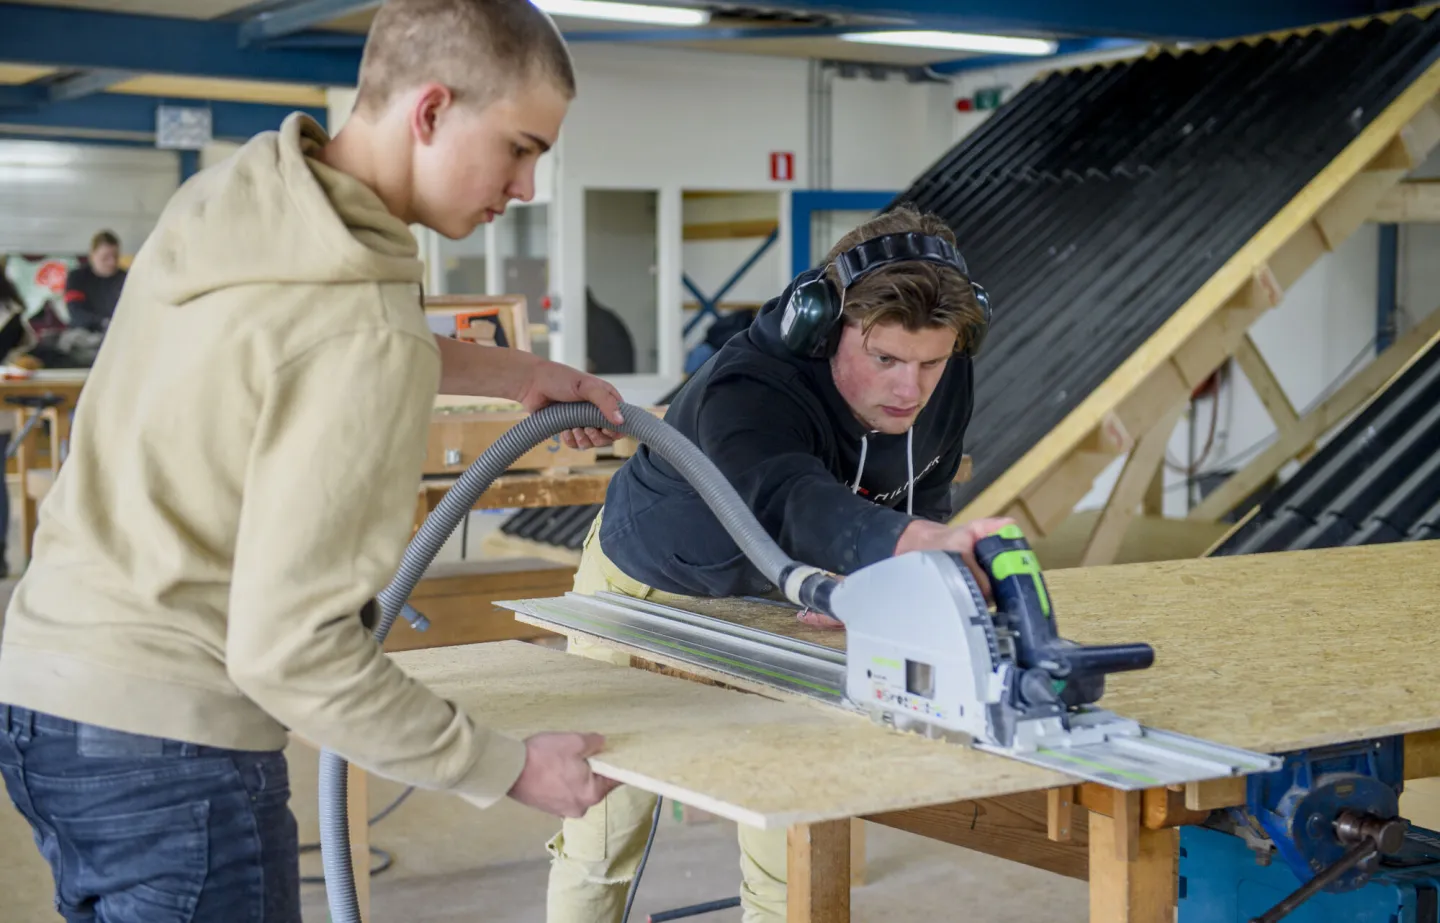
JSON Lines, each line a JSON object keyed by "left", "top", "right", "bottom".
{"left": 1087, "top": 794, "right": 1178, "bottom": 923}
{"left": 850, "top": 818, "right": 867, "bottom": 886}
{"left": 347, "top": 762, "right": 371, "bottom": 923}
{"left": 787, "top": 819, "right": 850, "bottom": 923}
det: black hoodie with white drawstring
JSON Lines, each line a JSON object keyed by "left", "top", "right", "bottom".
{"left": 598, "top": 272, "right": 976, "bottom": 598}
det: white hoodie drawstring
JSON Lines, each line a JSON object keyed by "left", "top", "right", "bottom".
{"left": 852, "top": 434, "right": 869, "bottom": 493}
{"left": 906, "top": 427, "right": 915, "bottom": 516}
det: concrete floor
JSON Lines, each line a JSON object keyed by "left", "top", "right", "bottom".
{"left": 1, "top": 732, "right": 1084, "bottom": 923}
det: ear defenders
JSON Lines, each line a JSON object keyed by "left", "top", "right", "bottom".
{"left": 778, "top": 230, "right": 991, "bottom": 360}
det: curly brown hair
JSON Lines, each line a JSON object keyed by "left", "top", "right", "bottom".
{"left": 823, "top": 204, "right": 984, "bottom": 354}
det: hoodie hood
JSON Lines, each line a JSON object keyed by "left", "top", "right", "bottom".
{"left": 138, "top": 112, "right": 423, "bottom": 307}
{"left": 743, "top": 272, "right": 874, "bottom": 444}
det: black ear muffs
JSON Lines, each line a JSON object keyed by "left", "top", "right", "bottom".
{"left": 780, "top": 231, "right": 993, "bottom": 361}
{"left": 779, "top": 269, "right": 844, "bottom": 359}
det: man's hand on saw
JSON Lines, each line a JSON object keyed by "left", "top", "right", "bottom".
{"left": 513, "top": 358, "right": 625, "bottom": 451}
{"left": 894, "top": 516, "right": 1017, "bottom": 603}
{"left": 508, "top": 732, "right": 620, "bottom": 818}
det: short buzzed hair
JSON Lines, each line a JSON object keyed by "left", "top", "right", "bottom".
{"left": 353, "top": 0, "right": 576, "bottom": 118}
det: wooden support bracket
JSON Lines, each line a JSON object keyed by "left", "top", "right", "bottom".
{"left": 1048, "top": 786, "right": 1076, "bottom": 842}
{"left": 1079, "top": 400, "right": 1188, "bottom": 568}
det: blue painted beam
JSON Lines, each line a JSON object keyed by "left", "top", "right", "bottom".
{"left": 0, "top": 2, "right": 361, "bottom": 85}
{"left": 239, "top": 0, "right": 378, "bottom": 47}
{"left": 790, "top": 190, "right": 898, "bottom": 276}
{"left": 0, "top": 92, "right": 323, "bottom": 143}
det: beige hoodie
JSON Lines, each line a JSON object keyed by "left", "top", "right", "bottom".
{"left": 0, "top": 112, "right": 527, "bottom": 805}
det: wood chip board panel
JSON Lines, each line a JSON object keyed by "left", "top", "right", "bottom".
{"left": 478, "top": 541, "right": 1440, "bottom": 828}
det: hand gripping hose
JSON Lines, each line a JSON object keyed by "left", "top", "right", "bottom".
{"left": 319, "top": 400, "right": 836, "bottom": 923}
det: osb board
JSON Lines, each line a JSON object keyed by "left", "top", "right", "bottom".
{"left": 391, "top": 640, "right": 1072, "bottom": 830}
{"left": 523, "top": 541, "right": 1440, "bottom": 761}
{"left": 1044, "top": 541, "right": 1440, "bottom": 755}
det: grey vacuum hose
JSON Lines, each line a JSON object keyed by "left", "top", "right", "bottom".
{"left": 319, "top": 400, "right": 836, "bottom": 923}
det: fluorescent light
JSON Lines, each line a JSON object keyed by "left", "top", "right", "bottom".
{"left": 840, "top": 30, "right": 1058, "bottom": 56}
{"left": 533, "top": 0, "right": 709, "bottom": 26}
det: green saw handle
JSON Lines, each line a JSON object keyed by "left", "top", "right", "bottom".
{"left": 973, "top": 525, "right": 1155, "bottom": 682}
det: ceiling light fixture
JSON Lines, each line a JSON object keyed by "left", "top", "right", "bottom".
{"left": 533, "top": 0, "right": 710, "bottom": 26}
{"left": 839, "top": 30, "right": 1059, "bottom": 56}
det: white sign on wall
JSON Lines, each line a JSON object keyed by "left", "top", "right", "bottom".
{"left": 155, "top": 105, "right": 213, "bottom": 151}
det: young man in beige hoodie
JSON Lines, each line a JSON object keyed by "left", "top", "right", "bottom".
{"left": 0, "top": 2, "right": 622, "bottom": 920}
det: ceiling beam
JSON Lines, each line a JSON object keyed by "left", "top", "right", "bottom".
{"left": 0, "top": 2, "right": 361, "bottom": 86}
{"left": 0, "top": 91, "right": 324, "bottom": 142}
{"left": 46, "top": 69, "right": 135, "bottom": 102}
{"left": 239, "top": 0, "right": 380, "bottom": 47}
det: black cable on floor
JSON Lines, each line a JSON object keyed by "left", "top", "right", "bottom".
{"left": 299, "top": 785, "right": 415, "bottom": 885}
{"left": 621, "top": 795, "right": 665, "bottom": 923}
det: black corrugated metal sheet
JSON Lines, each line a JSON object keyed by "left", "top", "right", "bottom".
{"left": 498, "top": 503, "right": 602, "bottom": 551}
{"left": 892, "top": 13, "right": 1440, "bottom": 513}
{"left": 1210, "top": 333, "right": 1440, "bottom": 555}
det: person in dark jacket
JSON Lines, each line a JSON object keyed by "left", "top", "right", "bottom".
{"left": 546, "top": 203, "right": 1014, "bottom": 923}
{"left": 62, "top": 230, "right": 127, "bottom": 332}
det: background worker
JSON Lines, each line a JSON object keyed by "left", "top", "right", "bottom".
{"left": 549, "top": 203, "right": 1014, "bottom": 922}
{"left": 0, "top": 3, "right": 623, "bottom": 921}
{"left": 63, "top": 229, "right": 127, "bottom": 332}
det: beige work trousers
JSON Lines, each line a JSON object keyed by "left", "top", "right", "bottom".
{"left": 544, "top": 511, "right": 789, "bottom": 923}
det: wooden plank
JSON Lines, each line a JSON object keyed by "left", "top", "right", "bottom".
{"left": 1185, "top": 776, "right": 1248, "bottom": 811}
{"left": 865, "top": 791, "right": 1089, "bottom": 880}
{"left": 954, "top": 65, "right": 1440, "bottom": 527}
{"left": 1192, "top": 311, "right": 1440, "bottom": 522}
{"left": 1372, "top": 179, "right": 1440, "bottom": 222}
{"left": 1406, "top": 730, "right": 1440, "bottom": 779}
{"left": 1233, "top": 334, "right": 1301, "bottom": 433}
{"left": 425, "top": 411, "right": 597, "bottom": 475}
{"left": 381, "top": 559, "right": 572, "bottom": 652}
{"left": 421, "top": 462, "right": 620, "bottom": 513}
{"left": 788, "top": 820, "right": 850, "bottom": 923}
{"left": 1048, "top": 786, "right": 1076, "bottom": 842}
{"left": 684, "top": 218, "right": 779, "bottom": 241}
{"left": 1079, "top": 401, "right": 1187, "bottom": 567}
{"left": 849, "top": 819, "right": 867, "bottom": 886}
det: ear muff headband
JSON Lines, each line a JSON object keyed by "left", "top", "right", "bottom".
{"left": 779, "top": 231, "right": 992, "bottom": 360}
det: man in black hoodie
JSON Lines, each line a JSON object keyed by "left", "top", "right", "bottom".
{"left": 546, "top": 204, "right": 1013, "bottom": 923}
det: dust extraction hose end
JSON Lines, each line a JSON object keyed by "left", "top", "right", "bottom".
{"left": 319, "top": 400, "right": 820, "bottom": 923}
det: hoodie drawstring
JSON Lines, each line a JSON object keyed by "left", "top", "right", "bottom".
{"left": 852, "top": 434, "right": 869, "bottom": 494}
{"left": 906, "top": 427, "right": 915, "bottom": 516}
{"left": 851, "top": 430, "right": 915, "bottom": 516}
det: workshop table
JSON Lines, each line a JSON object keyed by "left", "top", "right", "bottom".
{"left": 378, "top": 539, "right": 1440, "bottom": 923}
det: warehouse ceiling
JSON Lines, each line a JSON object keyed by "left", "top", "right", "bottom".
{"left": 0, "top": 0, "right": 1425, "bottom": 141}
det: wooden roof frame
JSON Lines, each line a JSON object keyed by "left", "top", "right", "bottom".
{"left": 950, "top": 53, "right": 1440, "bottom": 567}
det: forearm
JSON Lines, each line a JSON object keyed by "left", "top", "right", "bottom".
{"left": 433, "top": 333, "right": 540, "bottom": 399}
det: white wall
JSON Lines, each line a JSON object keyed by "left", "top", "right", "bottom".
{"left": 549, "top": 45, "right": 964, "bottom": 400}
{"left": 0, "top": 139, "right": 178, "bottom": 255}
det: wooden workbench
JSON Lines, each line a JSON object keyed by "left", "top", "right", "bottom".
{"left": 384, "top": 539, "right": 1440, "bottom": 922}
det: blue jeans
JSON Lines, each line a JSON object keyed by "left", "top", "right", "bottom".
{"left": 0, "top": 704, "right": 301, "bottom": 923}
